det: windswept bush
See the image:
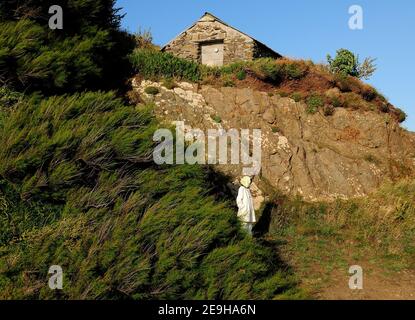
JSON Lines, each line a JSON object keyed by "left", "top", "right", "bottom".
{"left": 130, "top": 49, "right": 202, "bottom": 82}
{"left": 0, "top": 1, "right": 135, "bottom": 94}
{"left": 0, "top": 92, "right": 302, "bottom": 299}
{"left": 0, "top": 86, "right": 23, "bottom": 108}
{"left": 249, "top": 58, "right": 284, "bottom": 83}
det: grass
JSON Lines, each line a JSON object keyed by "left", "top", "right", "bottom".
{"left": 291, "top": 92, "right": 303, "bottom": 102}
{"left": 144, "top": 86, "right": 159, "bottom": 95}
{"left": 236, "top": 69, "right": 247, "bottom": 81}
{"left": 306, "top": 94, "right": 324, "bottom": 114}
{"left": 161, "top": 78, "right": 177, "bottom": 90}
{"left": 267, "top": 179, "right": 415, "bottom": 293}
{"left": 211, "top": 114, "right": 222, "bottom": 123}
{"left": 222, "top": 76, "right": 235, "bottom": 87}
{"left": 276, "top": 90, "right": 290, "bottom": 98}
{"left": 330, "top": 96, "right": 342, "bottom": 108}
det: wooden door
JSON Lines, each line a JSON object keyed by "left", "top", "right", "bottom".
{"left": 201, "top": 42, "right": 224, "bottom": 66}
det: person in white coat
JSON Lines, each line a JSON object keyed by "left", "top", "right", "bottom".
{"left": 236, "top": 176, "right": 256, "bottom": 235}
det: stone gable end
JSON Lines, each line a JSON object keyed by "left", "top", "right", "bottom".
{"left": 163, "top": 13, "right": 281, "bottom": 65}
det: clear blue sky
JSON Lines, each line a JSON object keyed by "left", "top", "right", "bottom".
{"left": 116, "top": 0, "right": 415, "bottom": 131}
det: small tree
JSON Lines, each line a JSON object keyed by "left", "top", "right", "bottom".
{"left": 357, "top": 56, "right": 377, "bottom": 80}
{"left": 327, "top": 49, "right": 377, "bottom": 80}
{"left": 134, "top": 27, "right": 154, "bottom": 49}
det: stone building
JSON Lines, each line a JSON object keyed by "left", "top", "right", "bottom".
{"left": 162, "top": 12, "right": 282, "bottom": 66}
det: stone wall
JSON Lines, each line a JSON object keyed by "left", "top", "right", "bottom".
{"left": 163, "top": 16, "right": 278, "bottom": 65}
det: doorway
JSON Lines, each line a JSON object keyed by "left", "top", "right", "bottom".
{"left": 201, "top": 41, "right": 224, "bottom": 66}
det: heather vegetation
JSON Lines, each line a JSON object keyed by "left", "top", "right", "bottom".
{"left": 130, "top": 48, "right": 406, "bottom": 122}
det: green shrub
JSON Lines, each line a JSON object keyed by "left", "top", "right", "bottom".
{"left": 211, "top": 115, "right": 222, "bottom": 123}
{"left": 327, "top": 49, "right": 359, "bottom": 77}
{"left": 144, "top": 86, "right": 160, "bottom": 95}
{"left": 251, "top": 58, "right": 283, "bottom": 83}
{"left": 271, "top": 126, "right": 281, "bottom": 133}
{"left": 220, "top": 62, "right": 246, "bottom": 75}
{"left": 130, "top": 49, "right": 202, "bottom": 82}
{"left": 277, "top": 90, "right": 289, "bottom": 98}
{"left": 306, "top": 94, "right": 324, "bottom": 112}
{"left": 291, "top": 92, "right": 303, "bottom": 102}
{"left": 397, "top": 108, "right": 407, "bottom": 123}
{"left": 330, "top": 96, "right": 342, "bottom": 108}
{"left": 327, "top": 48, "right": 376, "bottom": 80}
{"left": 236, "top": 69, "right": 247, "bottom": 80}
{"left": 285, "top": 63, "right": 307, "bottom": 80}
{"left": 306, "top": 105, "right": 318, "bottom": 114}
{"left": 162, "top": 78, "right": 177, "bottom": 90}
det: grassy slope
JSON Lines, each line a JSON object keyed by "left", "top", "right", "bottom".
{"left": 266, "top": 180, "right": 415, "bottom": 296}
{"left": 0, "top": 91, "right": 304, "bottom": 299}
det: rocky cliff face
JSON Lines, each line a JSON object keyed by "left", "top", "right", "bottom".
{"left": 133, "top": 79, "right": 415, "bottom": 201}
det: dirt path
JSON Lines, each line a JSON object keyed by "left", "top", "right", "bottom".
{"left": 301, "top": 263, "right": 415, "bottom": 300}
